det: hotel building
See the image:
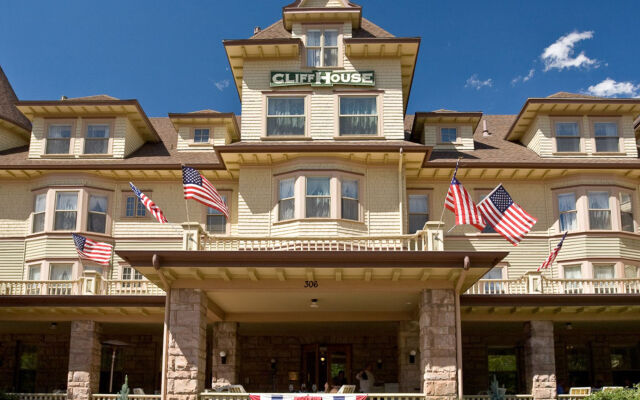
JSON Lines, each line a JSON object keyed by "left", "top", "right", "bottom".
{"left": 0, "top": 2, "right": 639, "bottom": 400}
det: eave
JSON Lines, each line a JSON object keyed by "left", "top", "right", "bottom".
{"left": 410, "top": 111, "right": 483, "bottom": 142}
{"left": 168, "top": 112, "right": 240, "bottom": 142}
{"left": 0, "top": 116, "right": 30, "bottom": 139}
{"left": 344, "top": 37, "right": 420, "bottom": 113}
{"left": 16, "top": 99, "right": 160, "bottom": 142}
{"left": 282, "top": 7, "right": 362, "bottom": 30}
{"left": 506, "top": 98, "right": 640, "bottom": 141}
{"left": 223, "top": 38, "right": 303, "bottom": 101}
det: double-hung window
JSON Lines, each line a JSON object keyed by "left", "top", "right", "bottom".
{"left": 555, "top": 122, "right": 580, "bottom": 152}
{"left": 563, "top": 265, "right": 583, "bottom": 294}
{"left": 341, "top": 179, "right": 359, "bottom": 221}
{"left": 594, "top": 264, "right": 616, "bottom": 293}
{"left": 620, "top": 192, "right": 634, "bottom": 232}
{"left": 267, "top": 97, "right": 305, "bottom": 136}
{"left": 558, "top": 193, "right": 578, "bottom": 231}
{"left": 206, "top": 194, "right": 228, "bottom": 234}
{"left": 306, "top": 177, "right": 331, "bottom": 218}
{"left": 54, "top": 192, "right": 78, "bottom": 231}
{"left": 594, "top": 122, "right": 619, "bottom": 152}
{"left": 84, "top": 124, "right": 110, "bottom": 154}
{"left": 194, "top": 128, "right": 210, "bottom": 143}
{"left": 440, "top": 127, "right": 457, "bottom": 143}
{"left": 278, "top": 178, "right": 295, "bottom": 221}
{"left": 87, "top": 195, "right": 108, "bottom": 233}
{"left": 306, "top": 29, "right": 338, "bottom": 67}
{"left": 32, "top": 194, "right": 46, "bottom": 233}
{"left": 46, "top": 124, "right": 72, "bottom": 154}
{"left": 122, "top": 266, "right": 143, "bottom": 280}
{"left": 125, "top": 195, "right": 146, "bottom": 218}
{"left": 588, "top": 191, "right": 611, "bottom": 230}
{"left": 339, "top": 96, "right": 378, "bottom": 136}
{"left": 408, "top": 194, "right": 429, "bottom": 234}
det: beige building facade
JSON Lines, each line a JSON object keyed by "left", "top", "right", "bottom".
{"left": 0, "top": 2, "right": 639, "bottom": 400}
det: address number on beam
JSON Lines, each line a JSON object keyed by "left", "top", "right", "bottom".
{"left": 304, "top": 280, "right": 319, "bottom": 288}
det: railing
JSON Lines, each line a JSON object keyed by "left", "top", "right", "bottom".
{"left": 466, "top": 273, "right": 640, "bottom": 295}
{"left": 0, "top": 280, "right": 81, "bottom": 296}
{"left": 103, "top": 279, "right": 165, "bottom": 295}
{"left": 0, "top": 278, "right": 163, "bottom": 296}
{"left": 8, "top": 394, "right": 68, "bottom": 400}
{"left": 463, "top": 396, "right": 534, "bottom": 400}
{"left": 199, "top": 394, "right": 429, "bottom": 400}
{"left": 558, "top": 395, "right": 589, "bottom": 400}
{"left": 92, "top": 395, "right": 161, "bottom": 400}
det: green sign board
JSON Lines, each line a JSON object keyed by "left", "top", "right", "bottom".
{"left": 270, "top": 70, "right": 375, "bottom": 87}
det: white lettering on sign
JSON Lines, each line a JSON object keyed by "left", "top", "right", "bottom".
{"left": 270, "top": 70, "right": 375, "bottom": 87}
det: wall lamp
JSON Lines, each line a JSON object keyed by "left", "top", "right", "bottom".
{"left": 220, "top": 351, "right": 227, "bottom": 365}
{"left": 409, "top": 350, "right": 417, "bottom": 364}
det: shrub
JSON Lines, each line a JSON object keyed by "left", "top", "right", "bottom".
{"left": 587, "top": 386, "right": 640, "bottom": 400}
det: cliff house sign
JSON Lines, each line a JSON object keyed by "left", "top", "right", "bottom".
{"left": 270, "top": 70, "right": 375, "bottom": 87}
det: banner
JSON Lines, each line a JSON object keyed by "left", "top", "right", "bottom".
{"left": 270, "top": 70, "right": 375, "bottom": 87}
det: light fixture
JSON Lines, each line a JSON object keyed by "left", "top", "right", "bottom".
{"left": 409, "top": 350, "right": 417, "bottom": 364}
{"left": 270, "top": 358, "right": 277, "bottom": 369}
{"left": 220, "top": 351, "right": 227, "bottom": 365}
{"left": 565, "top": 322, "right": 573, "bottom": 331}
{"left": 377, "top": 359, "right": 383, "bottom": 369}
{"left": 49, "top": 322, "right": 58, "bottom": 330}
{"left": 320, "top": 356, "right": 326, "bottom": 362}
{"left": 310, "top": 299, "right": 319, "bottom": 308}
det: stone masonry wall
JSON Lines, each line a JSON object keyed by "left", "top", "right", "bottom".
{"left": 419, "top": 289, "right": 458, "bottom": 400}
{"left": 166, "top": 288, "right": 207, "bottom": 400}
{"left": 211, "top": 322, "right": 238, "bottom": 388}
{"left": 524, "top": 321, "right": 556, "bottom": 400}
{"left": 67, "top": 321, "right": 102, "bottom": 400}
{"left": 398, "top": 321, "right": 421, "bottom": 392}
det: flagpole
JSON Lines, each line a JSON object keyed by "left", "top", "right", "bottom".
{"left": 436, "top": 158, "right": 462, "bottom": 234}
{"left": 181, "top": 165, "right": 191, "bottom": 223}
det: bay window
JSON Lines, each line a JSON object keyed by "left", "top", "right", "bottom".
{"left": 619, "top": 192, "right": 634, "bottom": 232}
{"left": 49, "top": 264, "right": 73, "bottom": 295}
{"left": 624, "top": 265, "right": 639, "bottom": 279}
{"left": 278, "top": 178, "right": 295, "bottom": 221}
{"left": 84, "top": 124, "right": 110, "bottom": 154}
{"left": 594, "top": 264, "right": 616, "bottom": 293}
{"left": 28, "top": 264, "right": 41, "bottom": 281}
{"left": 563, "top": 265, "right": 583, "bottom": 294}
{"left": 339, "top": 96, "right": 378, "bottom": 136}
{"left": 206, "top": 194, "right": 228, "bottom": 234}
{"left": 46, "top": 124, "right": 72, "bottom": 154}
{"left": 193, "top": 128, "right": 210, "bottom": 143}
{"left": 306, "top": 177, "right": 331, "bottom": 218}
{"left": 588, "top": 191, "right": 611, "bottom": 230}
{"left": 408, "top": 193, "right": 429, "bottom": 234}
{"left": 87, "top": 195, "right": 108, "bottom": 233}
{"left": 594, "top": 122, "right": 619, "bottom": 152}
{"left": 54, "top": 192, "right": 78, "bottom": 231}
{"left": 266, "top": 97, "right": 305, "bottom": 136}
{"left": 558, "top": 193, "right": 577, "bottom": 231}
{"left": 341, "top": 179, "right": 359, "bottom": 221}
{"left": 555, "top": 121, "right": 580, "bottom": 152}
{"left": 32, "top": 193, "right": 46, "bottom": 233}
{"left": 306, "top": 28, "right": 339, "bottom": 67}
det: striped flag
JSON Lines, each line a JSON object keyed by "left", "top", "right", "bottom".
{"left": 477, "top": 184, "right": 537, "bottom": 246}
{"left": 129, "top": 182, "right": 168, "bottom": 223}
{"left": 182, "top": 166, "right": 229, "bottom": 218}
{"left": 72, "top": 233, "right": 113, "bottom": 266}
{"left": 445, "top": 162, "right": 486, "bottom": 230}
{"left": 538, "top": 232, "right": 568, "bottom": 271}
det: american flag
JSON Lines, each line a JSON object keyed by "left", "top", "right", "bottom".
{"left": 182, "top": 166, "right": 229, "bottom": 218}
{"left": 477, "top": 184, "right": 537, "bottom": 245}
{"left": 538, "top": 231, "right": 568, "bottom": 271}
{"left": 445, "top": 163, "right": 486, "bottom": 230}
{"left": 72, "top": 233, "right": 113, "bottom": 265}
{"left": 129, "top": 182, "right": 168, "bottom": 223}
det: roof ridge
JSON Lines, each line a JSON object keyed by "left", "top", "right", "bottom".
{"left": 0, "top": 65, "right": 32, "bottom": 132}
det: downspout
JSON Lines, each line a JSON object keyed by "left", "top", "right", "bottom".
{"left": 454, "top": 256, "right": 470, "bottom": 399}
{"left": 398, "top": 148, "right": 404, "bottom": 234}
{"left": 154, "top": 254, "right": 171, "bottom": 400}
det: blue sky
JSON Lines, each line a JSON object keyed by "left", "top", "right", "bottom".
{"left": 1, "top": 0, "right": 638, "bottom": 117}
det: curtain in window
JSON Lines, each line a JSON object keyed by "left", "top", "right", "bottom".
{"left": 594, "top": 123, "right": 618, "bottom": 152}
{"left": 28, "top": 266, "right": 41, "bottom": 280}
{"left": 50, "top": 265, "right": 72, "bottom": 280}
{"left": 558, "top": 193, "right": 577, "bottom": 231}
{"left": 340, "top": 97, "right": 377, "bottom": 135}
{"left": 555, "top": 122, "right": 580, "bottom": 152}
{"left": 88, "top": 196, "right": 107, "bottom": 233}
{"left": 624, "top": 265, "right": 638, "bottom": 278}
{"left": 47, "top": 125, "right": 72, "bottom": 154}
{"left": 54, "top": 193, "right": 77, "bottom": 230}
{"left": 267, "top": 98, "right": 305, "bottom": 136}
{"left": 341, "top": 180, "right": 358, "bottom": 221}
{"left": 32, "top": 194, "right": 46, "bottom": 232}
{"left": 589, "top": 192, "right": 611, "bottom": 230}
{"left": 278, "top": 179, "right": 295, "bottom": 220}
{"left": 323, "top": 30, "right": 338, "bottom": 66}
{"left": 594, "top": 265, "right": 614, "bottom": 280}
{"left": 620, "top": 192, "right": 634, "bottom": 232}
{"left": 306, "top": 177, "right": 330, "bottom": 218}
{"left": 564, "top": 266, "right": 582, "bottom": 279}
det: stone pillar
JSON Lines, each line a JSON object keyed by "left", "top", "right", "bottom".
{"left": 67, "top": 320, "right": 102, "bottom": 400}
{"left": 419, "top": 289, "right": 458, "bottom": 400}
{"left": 211, "top": 322, "right": 239, "bottom": 388}
{"left": 524, "top": 321, "right": 556, "bottom": 400}
{"left": 398, "top": 320, "right": 421, "bottom": 392}
{"left": 167, "top": 288, "right": 207, "bottom": 400}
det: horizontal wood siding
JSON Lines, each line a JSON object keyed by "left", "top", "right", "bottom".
{"left": 0, "top": 240, "right": 25, "bottom": 279}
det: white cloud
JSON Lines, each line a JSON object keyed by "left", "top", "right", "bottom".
{"left": 586, "top": 78, "right": 640, "bottom": 97}
{"left": 541, "top": 31, "right": 598, "bottom": 71}
{"left": 214, "top": 79, "right": 230, "bottom": 91}
{"left": 465, "top": 74, "right": 493, "bottom": 90}
{"left": 511, "top": 68, "right": 535, "bottom": 85}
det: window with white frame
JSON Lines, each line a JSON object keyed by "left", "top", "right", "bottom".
{"left": 408, "top": 194, "right": 429, "bottom": 234}
{"left": 125, "top": 195, "right": 146, "bottom": 218}
{"left": 588, "top": 191, "right": 612, "bottom": 230}
{"left": 193, "top": 128, "right": 210, "bottom": 143}
{"left": 122, "top": 266, "right": 143, "bottom": 280}
{"left": 306, "top": 177, "right": 331, "bottom": 218}
{"left": 267, "top": 97, "right": 305, "bottom": 136}
{"left": 555, "top": 122, "right": 580, "bottom": 152}
{"left": 46, "top": 124, "right": 72, "bottom": 154}
{"left": 49, "top": 264, "right": 72, "bottom": 281}
{"left": 341, "top": 179, "right": 359, "bottom": 221}
{"left": 440, "top": 127, "right": 457, "bottom": 143}
{"left": 87, "top": 195, "right": 108, "bottom": 233}
{"left": 563, "top": 265, "right": 583, "bottom": 294}
{"left": 594, "top": 122, "right": 619, "bottom": 153}
{"left": 306, "top": 28, "right": 339, "bottom": 67}
{"left": 624, "top": 265, "right": 639, "bottom": 278}
{"left": 558, "top": 193, "right": 578, "bottom": 232}
{"left": 278, "top": 178, "right": 295, "bottom": 221}
{"left": 619, "top": 192, "right": 634, "bottom": 232}
{"left": 594, "top": 264, "right": 615, "bottom": 280}
{"left": 84, "top": 124, "right": 110, "bottom": 154}
{"left": 27, "top": 264, "right": 41, "bottom": 281}
{"left": 206, "top": 194, "right": 228, "bottom": 234}
{"left": 32, "top": 193, "right": 46, "bottom": 233}
{"left": 339, "top": 96, "right": 378, "bottom": 136}
{"left": 564, "top": 265, "right": 582, "bottom": 279}
{"left": 54, "top": 192, "right": 78, "bottom": 231}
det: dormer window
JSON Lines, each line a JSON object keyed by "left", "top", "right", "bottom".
{"left": 594, "top": 122, "right": 619, "bottom": 152}
{"left": 84, "top": 124, "right": 110, "bottom": 154}
{"left": 193, "top": 128, "right": 210, "bottom": 143}
{"left": 554, "top": 121, "right": 580, "bottom": 152}
{"left": 306, "top": 28, "right": 339, "bottom": 67}
{"left": 440, "top": 127, "right": 457, "bottom": 143}
{"left": 46, "top": 124, "right": 72, "bottom": 154}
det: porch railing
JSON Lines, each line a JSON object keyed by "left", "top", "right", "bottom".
{"left": 558, "top": 395, "right": 590, "bottom": 400}
{"left": 102, "top": 279, "right": 165, "bottom": 295}
{"left": 0, "top": 278, "right": 163, "bottom": 296}
{"left": 463, "top": 395, "right": 534, "bottom": 400}
{"left": 0, "top": 280, "right": 81, "bottom": 296}
{"left": 199, "top": 394, "right": 430, "bottom": 400}
{"left": 92, "top": 395, "right": 161, "bottom": 400}
{"left": 8, "top": 394, "right": 68, "bottom": 400}
{"left": 466, "top": 272, "right": 640, "bottom": 295}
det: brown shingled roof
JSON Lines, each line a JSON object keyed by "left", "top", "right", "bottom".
{"left": 546, "top": 91, "right": 603, "bottom": 99}
{"left": 66, "top": 94, "right": 119, "bottom": 101}
{"left": 250, "top": 17, "right": 394, "bottom": 40}
{"left": 0, "top": 65, "right": 31, "bottom": 132}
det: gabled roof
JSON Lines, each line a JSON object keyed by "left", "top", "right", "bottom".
{"left": 282, "top": 0, "right": 362, "bottom": 30}
{"left": 250, "top": 17, "right": 394, "bottom": 40}
{"left": 546, "top": 91, "right": 603, "bottom": 100}
{"left": 0, "top": 65, "right": 31, "bottom": 133}
{"left": 67, "top": 94, "right": 119, "bottom": 101}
